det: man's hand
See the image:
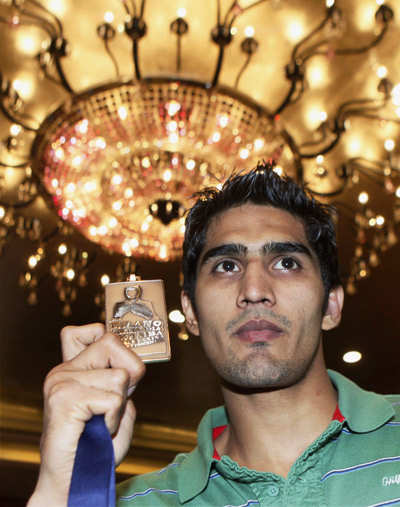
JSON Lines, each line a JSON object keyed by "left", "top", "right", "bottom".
{"left": 28, "top": 323, "right": 146, "bottom": 507}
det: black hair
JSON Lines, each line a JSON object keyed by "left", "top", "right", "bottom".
{"left": 182, "top": 161, "right": 341, "bottom": 308}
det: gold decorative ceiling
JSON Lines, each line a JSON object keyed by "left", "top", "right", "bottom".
{"left": 1, "top": 0, "right": 400, "bottom": 314}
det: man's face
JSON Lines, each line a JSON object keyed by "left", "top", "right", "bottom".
{"left": 182, "top": 203, "right": 343, "bottom": 390}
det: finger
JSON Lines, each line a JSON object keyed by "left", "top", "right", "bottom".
{"left": 61, "top": 323, "right": 105, "bottom": 361}
{"left": 63, "top": 333, "right": 146, "bottom": 387}
{"left": 45, "top": 381, "right": 127, "bottom": 437}
{"left": 44, "top": 368, "right": 131, "bottom": 399}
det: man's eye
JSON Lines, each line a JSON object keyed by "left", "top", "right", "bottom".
{"left": 214, "top": 260, "right": 239, "bottom": 273}
{"left": 273, "top": 257, "right": 300, "bottom": 271}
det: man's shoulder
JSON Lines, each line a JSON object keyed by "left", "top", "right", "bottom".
{"left": 116, "top": 452, "right": 189, "bottom": 505}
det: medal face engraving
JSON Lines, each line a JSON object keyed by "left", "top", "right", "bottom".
{"left": 105, "top": 280, "right": 171, "bottom": 362}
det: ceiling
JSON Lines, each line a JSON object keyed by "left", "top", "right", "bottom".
{"left": 1, "top": 0, "right": 400, "bottom": 504}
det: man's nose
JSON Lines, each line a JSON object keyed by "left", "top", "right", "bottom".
{"left": 236, "top": 261, "right": 276, "bottom": 308}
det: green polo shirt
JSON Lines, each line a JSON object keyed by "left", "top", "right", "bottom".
{"left": 117, "top": 370, "right": 400, "bottom": 506}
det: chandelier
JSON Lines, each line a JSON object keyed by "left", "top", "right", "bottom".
{"left": 1, "top": 0, "right": 400, "bottom": 316}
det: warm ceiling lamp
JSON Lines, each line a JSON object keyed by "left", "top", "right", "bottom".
{"left": 0, "top": 0, "right": 399, "bottom": 314}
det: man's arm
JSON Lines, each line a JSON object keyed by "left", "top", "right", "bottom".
{"left": 27, "top": 323, "right": 146, "bottom": 507}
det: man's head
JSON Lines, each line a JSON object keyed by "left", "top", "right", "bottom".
{"left": 182, "top": 161, "right": 341, "bottom": 310}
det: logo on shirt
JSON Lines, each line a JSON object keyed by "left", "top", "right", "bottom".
{"left": 382, "top": 474, "right": 400, "bottom": 487}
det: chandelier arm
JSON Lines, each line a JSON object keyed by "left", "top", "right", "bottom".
{"left": 176, "top": 34, "right": 182, "bottom": 73}
{"left": 223, "top": 1, "right": 238, "bottom": 27}
{"left": 272, "top": 78, "right": 298, "bottom": 116}
{"left": 299, "top": 132, "right": 341, "bottom": 159}
{"left": 133, "top": 39, "right": 142, "bottom": 81}
{"left": 121, "top": 0, "right": 132, "bottom": 16}
{"left": 104, "top": 39, "right": 121, "bottom": 80}
{"left": 0, "top": 161, "right": 28, "bottom": 168}
{"left": 139, "top": 0, "right": 146, "bottom": 19}
{"left": 291, "top": 11, "right": 331, "bottom": 61}
{"left": 0, "top": 195, "right": 37, "bottom": 208}
{"left": 239, "top": 0, "right": 269, "bottom": 14}
{"left": 211, "top": 46, "right": 225, "bottom": 87}
{"left": 347, "top": 159, "right": 388, "bottom": 182}
{"left": 0, "top": 101, "right": 38, "bottom": 132}
{"left": 300, "top": 40, "right": 331, "bottom": 63}
{"left": 53, "top": 55, "right": 74, "bottom": 94}
{"left": 27, "top": 0, "right": 64, "bottom": 35}
{"left": 306, "top": 179, "right": 348, "bottom": 198}
{"left": 18, "top": 4, "right": 59, "bottom": 39}
{"left": 234, "top": 52, "right": 252, "bottom": 89}
{"left": 216, "top": 0, "right": 221, "bottom": 25}
{"left": 335, "top": 24, "right": 388, "bottom": 56}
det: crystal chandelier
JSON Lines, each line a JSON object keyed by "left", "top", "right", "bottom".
{"left": 1, "top": 0, "right": 399, "bottom": 315}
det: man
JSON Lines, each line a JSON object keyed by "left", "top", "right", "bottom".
{"left": 28, "top": 163, "right": 400, "bottom": 506}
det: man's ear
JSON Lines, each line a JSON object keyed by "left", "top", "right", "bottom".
{"left": 322, "top": 285, "right": 344, "bottom": 331}
{"left": 181, "top": 291, "right": 200, "bottom": 336}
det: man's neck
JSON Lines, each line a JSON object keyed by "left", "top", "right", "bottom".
{"left": 215, "top": 365, "right": 338, "bottom": 478}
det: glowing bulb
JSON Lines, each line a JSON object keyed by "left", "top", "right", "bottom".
{"left": 254, "top": 138, "right": 264, "bottom": 150}
{"left": 177, "top": 7, "right": 186, "bottom": 18}
{"left": 130, "top": 238, "right": 139, "bottom": 249}
{"left": 376, "top": 65, "right": 387, "bottom": 78}
{"left": 108, "top": 217, "right": 118, "bottom": 228}
{"left": 167, "top": 121, "right": 178, "bottom": 132}
{"left": 384, "top": 139, "right": 395, "bottom": 151}
{"left": 166, "top": 100, "right": 181, "bottom": 116}
{"left": 10, "top": 124, "right": 21, "bottom": 136}
{"left": 66, "top": 268, "right": 75, "bottom": 281}
{"left": 76, "top": 119, "right": 88, "bottom": 134}
{"left": 169, "top": 309, "right": 185, "bottom": 323}
{"left": 211, "top": 132, "right": 221, "bottom": 143}
{"left": 141, "top": 222, "right": 149, "bottom": 232}
{"left": 343, "top": 351, "right": 362, "bottom": 363}
{"left": 84, "top": 181, "right": 97, "bottom": 192}
{"left": 218, "top": 114, "right": 229, "bottom": 128}
{"left": 286, "top": 20, "right": 304, "bottom": 42}
{"left": 273, "top": 165, "right": 283, "bottom": 176}
{"left": 159, "top": 244, "right": 168, "bottom": 259}
{"left": 72, "top": 155, "right": 83, "bottom": 167}
{"left": 28, "top": 255, "right": 38, "bottom": 268}
{"left": 396, "top": 186, "right": 400, "bottom": 198}
{"left": 111, "top": 174, "right": 122, "bottom": 185}
{"left": 316, "top": 155, "right": 324, "bottom": 164}
{"left": 358, "top": 191, "right": 369, "bottom": 204}
{"left": 186, "top": 159, "right": 196, "bottom": 170}
{"left": 142, "top": 156, "right": 151, "bottom": 168}
{"left": 244, "top": 25, "right": 255, "bottom": 38}
{"left": 168, "top": 133, "right": 179, "bottom": 144}
{"left": 12, "top": 77, "right": 34, "bottom": 99}
{"left": 104, "top": 11, "right": 114, "bottom": 23}
{"left": 112, "top": 200, "right": 123, "bottom": 211}
{"left": 124, "top": 188, "right": 134, "bottom": 198}
{"left": 163, "top": 169, "right": 172, "bottom": 182}
{"left": 48, "top": 0, "right": 66, "bottom": 16}
{"left": 95, "top": 137, "right": 106, "bottom": 149}
{"left": 101, "top": 274, "right": 110, "bottom": 286}
{"left": 326, "top": 0, "right": 335, "bottom": 6}
{"left": 0, "top": 207, "right": 5, "bottom": 219}
{"left": 376, "top": 215, "right": 385, "bottom": 226}
{"left": 239, "top": 148, "right": 250, "bottom": 159}
{"left": 58, "top": 243, "right": 67, "bottom": 255}
{"left": 65, "top": 183, "right": 76, "bottom": 194}
{"left": 118, "top": 106, "right": 127, "bottom": 120}
{"left": 89, "top": 226, "right": 97, "bottom": 236}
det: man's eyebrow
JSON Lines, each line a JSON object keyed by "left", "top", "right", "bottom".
{"left": 262, "top": 241, "right": 312, "bottom": 258}
{"left": 199, "top": 243, "right": 247, "bottom": 267}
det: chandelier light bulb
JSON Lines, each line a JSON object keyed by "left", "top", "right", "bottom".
{"left": 10, "top": 124, "right": 22, "bottom": 136}
{"left": 376, "top": 65, "right": 387, "bottom": 78}
{"left": 0, "top": 207, "right": 5, "bottom": 220}
{"left": 177, "top": 7, "right": 186, "bottom": 18}
{"left": 358, "top": 191, "right": 369, "bottom": 204}
{"left": 66, "top": 268, "right": 75, "bottom": 281}
{"left": 384, "top": 139, "right": 395, "bottom": 151}
{"left": 169, "top": 309, "right": 185, "bottom": 323}
{"left": 343, "top": 351, "right": 362, "bottom": 363}
{"left": 101, "top": 274, "right": 110, "bottom": 286}
{"left": 58, "top": 243, "right": 67, "bottom": 255}
{"left": 244, "top": 26, "right": 255, "bottom": 38}
{"left": 104, "top": 11, "right": 114, "bottom": 23}
{"left": 28, "top": 256, "right": 38, "bottom": 268}
{"left": 326, "top": 0, "right": 335, "bottom": 6}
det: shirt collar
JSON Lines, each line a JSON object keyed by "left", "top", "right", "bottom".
{"left": 328, "top": 369, "right": 394, "bottom": 433}
{"left": 177, "top": 371, "right": 395, "bottom": 502}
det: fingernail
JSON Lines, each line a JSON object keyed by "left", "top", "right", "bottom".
{"left": 127, "top": 385, "right": 136, "bottom": 396}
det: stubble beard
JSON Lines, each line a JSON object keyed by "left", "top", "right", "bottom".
{"left": 217, "top": 340, "right": 320, "bottom": 391}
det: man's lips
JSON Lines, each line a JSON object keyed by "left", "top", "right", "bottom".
{"left": 234, "top": 319, "right": 284, "bottom": 343}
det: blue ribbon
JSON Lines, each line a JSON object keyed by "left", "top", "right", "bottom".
{"left": 68, "top": 415, "right": 115, "bottom": 507}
